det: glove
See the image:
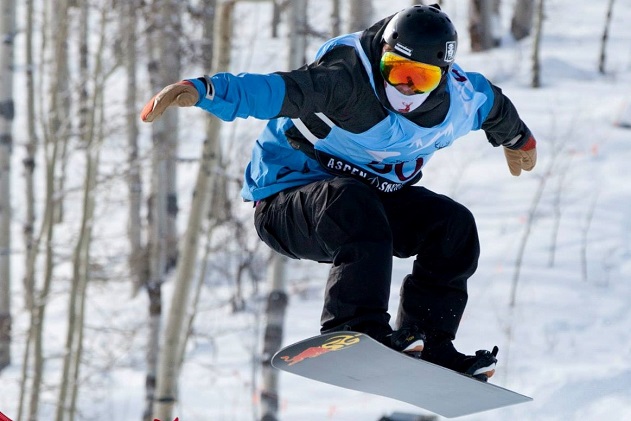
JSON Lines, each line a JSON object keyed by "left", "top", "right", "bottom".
{"left": 140, "top": 81, "right": 199, "bottom": 123}
{"left": 503, "top": 136, "right": 537, "bottom": 176}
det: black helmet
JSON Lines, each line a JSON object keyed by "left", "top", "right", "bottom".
{"left": 382, "top": 4, "right": 458, "bottom": 68}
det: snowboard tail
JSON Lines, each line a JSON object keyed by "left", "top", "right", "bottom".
{"left": 271, "top": 332, "right": 532, "bottom": 418}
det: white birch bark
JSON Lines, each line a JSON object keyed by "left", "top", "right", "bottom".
{"left": 55, "top": 2, "right": 109, "bottom": 419}
{"left": 124, "top": 0, "right": 147, "bottom": 298}
{"left": 348, "top": 0, "right": 372, "bottom": 33}
{"left": 21, "top": 0, "right": 71, "bottom": 417}
{"left": 260, "top": 254, "right": 288, "bottom": 421}
{"left": 0, "top": 0, "right": 16, "bottom": 373}
{"left": 511, "top": 0, "right": 535, "bottom": 41}
{"left": 143, "top": 0, "right": 183, "bottom": 417}
{"left": 531, "top": 0, "right": 544, "bottom": 88}
{"left": 260, "top": 1, "right": 306, "bottom": 418}
{"left": 288, "top": 0, "right": 308, "bottom": 67}
{"left": 152, "top": 2, "right": 231, "bottom": 419}
{"left": 598, "top": 0, "right": 616, "bottom": 74}
{"left": 163, "top": 0, "right": 181, "bottom": 273}
{"left": 468, "top": 0, "right": 500, "bottom": 51}
{"left": 330, "top": 0, "right": 341, "bottom": 37}
{"left": 17, "top": 4, "right": 38, "bottom": 414}
{"left": 22, "top": 0, "right": 37, "bottom": 312}
{"left": 26, "top": 0, "right": 67, "bottom": 407}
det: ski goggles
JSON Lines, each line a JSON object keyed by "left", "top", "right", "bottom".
{"left": 379, "top": 51, "right": 443, "bottom": 94}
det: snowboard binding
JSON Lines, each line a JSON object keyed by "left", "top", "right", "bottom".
{"left": 464, "top": 346, "right": 499, "bottom": 382}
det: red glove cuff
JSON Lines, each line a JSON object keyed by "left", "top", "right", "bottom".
{"left": 521, "top": 136, "right": 537, "bottom": 151}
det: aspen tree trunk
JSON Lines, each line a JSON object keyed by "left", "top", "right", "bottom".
{"left": 271, "top": 0, "right": 281, "bottom": 38}
{"left": 152, "top": 2, "right": 230, "bottom": 419}
{"left": 68, "top": 67, "right": 107, "bottom": 421}
{"left": 260, "top": 1, "right": 307, "bottom": 419}
{"left": 260, "top": 255, "right": 288, "bottom": 421}
{"left": 163, "top": 0, "right": 181, "bottom": 272}
{"left": 598, "top": 0, "right": 616, "bottom": 74}
{"left": 330, "top": 0, "right": 341, "bottom": 37}
{"left": 124, "top": 0, "right": 147, "bottom": 298}
{"left": 511, "top": 0, "right": 535, "bottom": 41}
{"left": 56, "top": 3, "right": 112, "bottom": 420}
{"left": 17, "top": 0, "right": 38, "bottom": 412}
{"left": 26, "top": 166, "right": 57, "bottom": 421}
{"left": 143, "top": 0, "right": 166, "bottom": 420}
{"left": 0, "top": 0, "right": 16, "bottom": 373}
{"left": 17, "top": 0, "right": 40, "bottom": 416}
{"left": 48, "top": 0, "right": 71, "bottom": 223}
{"left": 22, "top": 0, "right": 37, "bottom": 312}
{"left": 166, "top": 0, "right": 221, "bottom": 401}
{"left": 531, "top": 0, "right": 544, "bottom": 88}
{"left": 55, "top": 0, "right": 85, "bottom": 404}
{"left": 52, "top": 3, "right": 72, "bottom": 226}
{"left": 143, "top": 0, "right": 180, "bottom": 417}
{"left": 25, "top": 53, "right": 63, "bottom": 420}
{"left": 288, "top": 0, "right": 308, "bottom": 66}
{"left": 348, "top": 0, "right": 372, "bottom": 33}
{"left": 205, "top": 4, "right": 229, "bottom": 234}
{"left": 26, "top": 165, "right": 57, "bottom": 421}
{"left": 469, "top": 0, "right": 500, "bottom": 51}
{"left": 25, "top": 0, "right": 71, "bottom": 417}
{"left": 178, "top": 0, "right": 217, "bottom": 290}
{"left": 24, "top": 5, "right": 67, "bottom": 406}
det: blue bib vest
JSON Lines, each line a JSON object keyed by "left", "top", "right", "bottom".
{"left": 241, "top": 33, "right": 493, "bottom": 201}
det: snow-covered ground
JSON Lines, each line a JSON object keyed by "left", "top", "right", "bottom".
{"left": 3, "top": 1, "right": 631, "bottom": 420}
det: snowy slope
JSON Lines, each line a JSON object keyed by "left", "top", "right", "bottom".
{"left": 181, "top": 2, "right": 631, "bottom": 420}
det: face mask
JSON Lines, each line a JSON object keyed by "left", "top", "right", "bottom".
{"left": 384, "top": 82, "right": 431, "bottom": 113}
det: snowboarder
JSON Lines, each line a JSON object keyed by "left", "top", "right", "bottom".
{"left": 141, "top": 4, "right": 536, "bottom": 381}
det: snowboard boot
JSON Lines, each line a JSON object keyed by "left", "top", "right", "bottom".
{"left": 386, "top": 325, "right": 426, "bottom": 359}
{"left": 459, "top": 347, "right": 499, "bottom": 381}
{"left": 423, "top": 332, "right": 498, "bottom": 382}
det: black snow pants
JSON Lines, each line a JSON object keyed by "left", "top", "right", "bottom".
{"left": 254, "top": 177, "right": 480, "bottom": 341}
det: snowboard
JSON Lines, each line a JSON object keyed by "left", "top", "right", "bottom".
{"left": 271, "top": 331, "right": 532, "bottom": 418}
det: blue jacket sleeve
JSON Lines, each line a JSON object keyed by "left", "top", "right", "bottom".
{"left": 187, "top": 73, "right": 285, "bottom": 121}
{"left": 465, "top": 71, "right": 495, "bottom": 131}
{"left": 466, "top": 71, "right": 532, "bottom": 148}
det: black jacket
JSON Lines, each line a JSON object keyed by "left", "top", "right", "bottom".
{"left": 274, "top": 16, "right": 532, "bottom": 157}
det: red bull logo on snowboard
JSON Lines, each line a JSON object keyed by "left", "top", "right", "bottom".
{"left": 280, "top": 333, "right": 361, "bottom": 366}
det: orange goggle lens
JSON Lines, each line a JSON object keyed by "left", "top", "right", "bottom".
{"left": 379, "top": 52, "right": 443, "bottom": 94}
